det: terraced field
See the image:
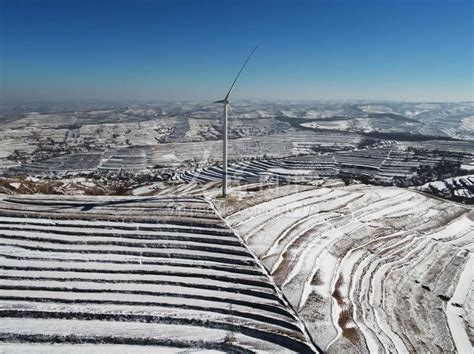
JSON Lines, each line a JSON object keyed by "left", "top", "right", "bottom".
{"left": 178, "top": 144, "right": 463, "bottom": 185}
{"left": 225, "top": 185, "right": 474, "bottom": 353}
{"left": 420, "top": 174, "right": 474, "bottom": 203}
{"left": 5, "top": 130, "right": 363, "bottom": 177}
{"left": 0, "top": 195, "right": 317, "bottom": 352}
{"left": 8, "top": 152, "right": 105, "bottom": 176}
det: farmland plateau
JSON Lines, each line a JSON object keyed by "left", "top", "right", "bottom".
{"left": 0, "top": 100, "right": 473, "bottom": 352}
{"left": 0, "top": 194, "right": 317, "bottom": 352}
{"left": 222, "top": 183, "right": 474, "bottom": 353}
{"left": 1, "top": 101, "right": 473, "bottom": 199}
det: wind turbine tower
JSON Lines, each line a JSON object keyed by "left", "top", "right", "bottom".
{"left": 214, "top": 46, "right": 258, "bottom": 198}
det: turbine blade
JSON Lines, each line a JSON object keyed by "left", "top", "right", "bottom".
{"left": 224, "top": 46, "right": 258, "bottom": 101}
{"left": 213, "top": 100, "right": 225, "bottom": 104}
{"left": 228, "top": 104, "right": 234, "bottom": 116}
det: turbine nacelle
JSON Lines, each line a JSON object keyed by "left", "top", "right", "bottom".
{"left": 213, "top": 99, "right": 229, "bottom": 105}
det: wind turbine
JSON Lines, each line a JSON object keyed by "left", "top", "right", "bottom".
{"left": 214, "top": 46, "right": 258, "bottom": 198}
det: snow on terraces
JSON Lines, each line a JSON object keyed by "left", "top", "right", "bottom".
{"left": 98, "top": 147, "right": 150, "bottom": 172}
{"left": 0, "top": 195, "right": 317, "bottom": 352}
{"left": 461, "top": 161, "right": 474, "bottom": 172}
{"left": 420, "top": 174, "right": 474, "bottom": 203}
{"left": 2, "top": 129, "right": 361, "bottom": 178}
{"left": 177, "top": 147, "right": 438, "bottom": 185}
{"left": 400, "top": 140, "right": 474, "bottom": 155}
{"left": 225, "top": 184, "right": 474, "bottom": 353}
{"left": 7, "top": 147, "right": 153, "bottom": 177}
{"left": 8, "top": 152, "right": 104, "bottom": 176}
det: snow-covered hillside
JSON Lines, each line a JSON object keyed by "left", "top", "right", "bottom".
{"left": 225, "top": 184, "right": 474, "bottom": 352}
{"left": 0, "top": 195, "right": 317, "bottom": 352}
{"left": 420, "top": 174, "right": 474, "bottom": 203}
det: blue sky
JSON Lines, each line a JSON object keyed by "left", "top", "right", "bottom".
{"left": 1, "top": 0, "right": 473, "bottom": 102}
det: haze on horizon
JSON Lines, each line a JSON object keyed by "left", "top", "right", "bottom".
{"left": 1, "top": 0, "right": 473, "bottom": 103}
